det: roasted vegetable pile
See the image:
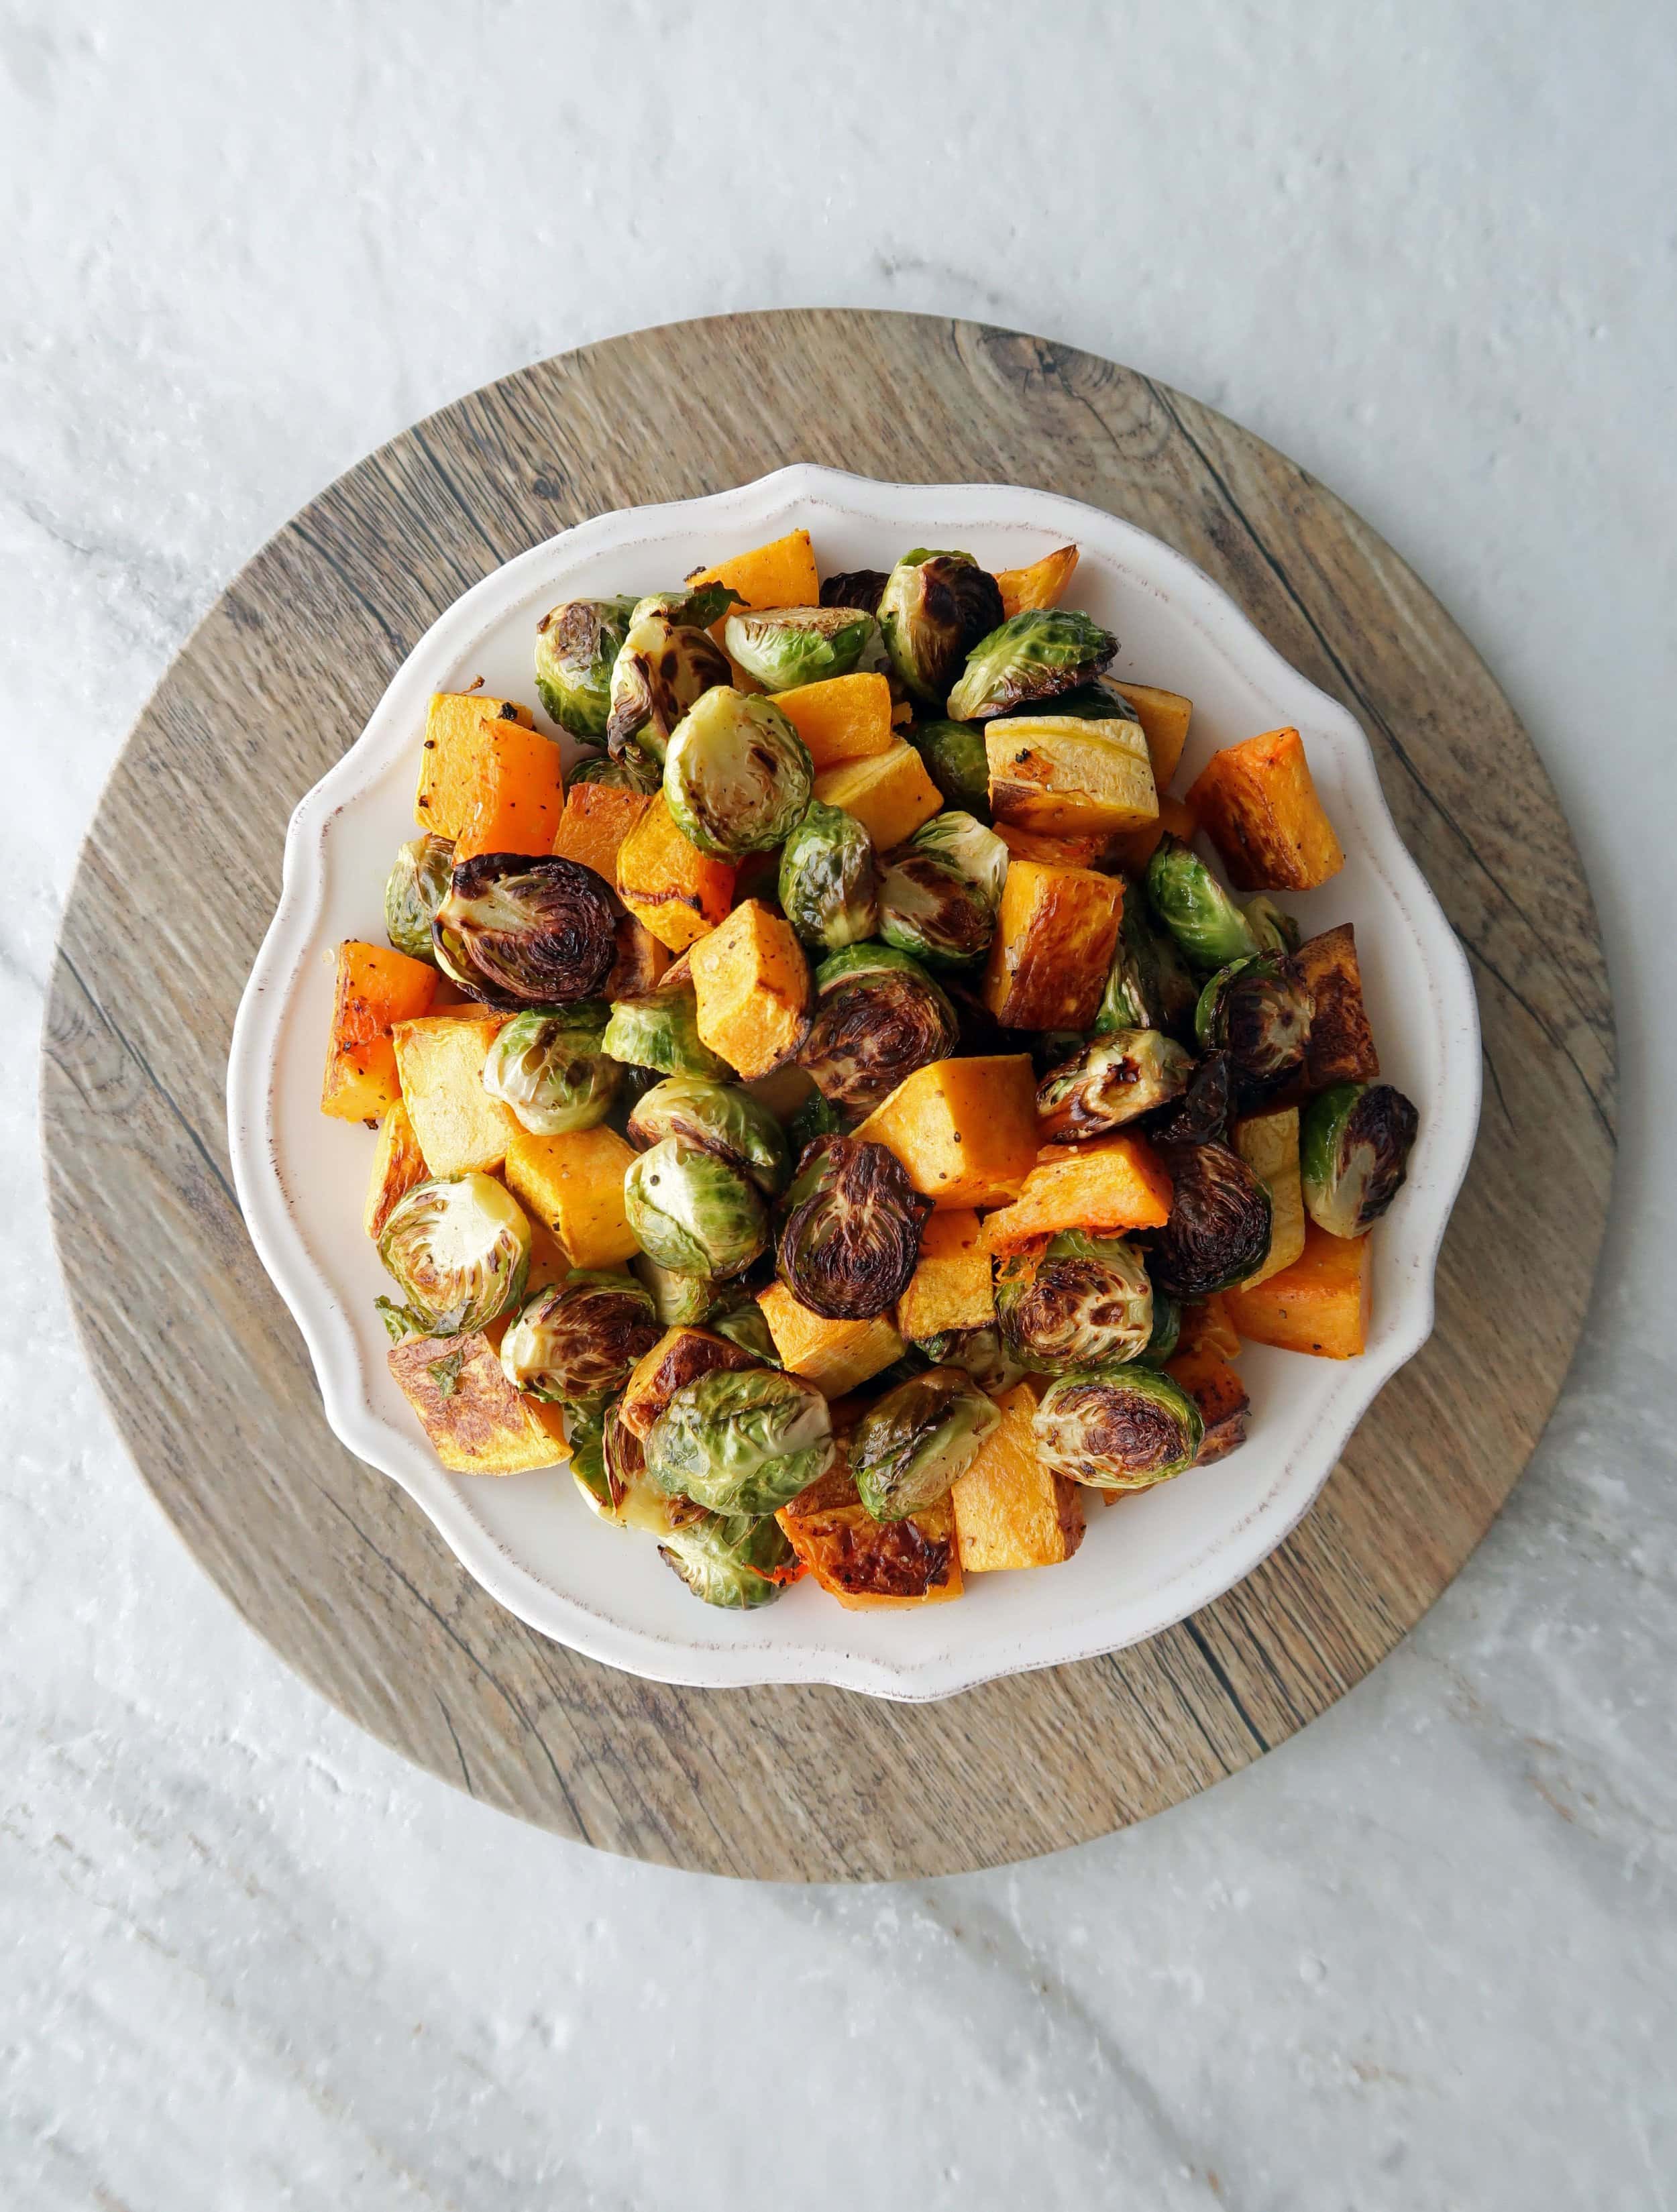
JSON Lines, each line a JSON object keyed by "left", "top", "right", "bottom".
{"left": 323, "top": 527, "right": 1418, "bottom": 1612}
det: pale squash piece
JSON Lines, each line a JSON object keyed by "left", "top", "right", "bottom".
{"left": 778, "top": 1463, "right": 963, "bottom": 1608}
{"left": 388, "top": 1329, "right": 567, "bottom": 1475}
{"left": 362, "top": 1100, "right": 429, "bottom": 1238}
{"left": 390, "top": 1012, "right": 517, "bottom": 1175}
{"left": 322, "top": 941, "right": 439, "bottom": 1123}
{"left": 773, "top": 671, "right": 895, "bottom": 769}
{"left": 1295, "top": 924, "right": 1380, "bottom": 1087}
{"left": 994, "top": 545, "right": 1079, "bottom": 617}
{"left": 981, "top": 1134, "right": 1173, "bottom": 1254}
{"left": 1162, "top": 1348, "right": 1250, "bottom": 1463}
{"left": 1187, "top": 727, "right": 1345, "bottom": 891}
{"left": 950, "top": 1384, "right": 1085, "bottom": 1569}
{"left": 550, "top": 783, "right": 650, "bottom": 885}
{"left": 615, "top": 793, "right": 737, "bottom": 950}
{"left": 686, "top": 899, "right": 810, "bottom": 1077}
{"left": 453, "top": 718, "right": 565, "bottom": 861}
{"left": 985, "top": 714, "right": 1158, "bottom": 835}
{"left": 688, "top": 529, "right": 820, "bottom": 634}
{"left": 981, "top": 859, "right": 1124, "bottom": 1032}
{"left": 1112, "top": 680, "right": 1193, "bottom": 789}
{"left": 994, "top": 820, "right": 1110, "bottom": 871}
{"left": 896, "top": 1209, "right": 994, "bottom": 1339}
{"left": 1233, "top": 1105, "right": 1307, "bottom": 1288}
{"left": 1225, "top": 1220, "right": 1370, "bottom": 1358}
{"left": 812, "top": 740, "right": 943, "bottom": 852}
{"left": 855, "top": 1056, "right": 1039, "bottom": 1211}
{"left": 502, "top": 1123, "right": 639, "bottom": 1268}
{"left": 414, "top": 692, "right": 534, "bottom": 836}
{"left": 757, "top": 1284, "right": 904, "bottom": 1396}
{"left": 1105, "top": 791, "right": 1199, "bottom": 875}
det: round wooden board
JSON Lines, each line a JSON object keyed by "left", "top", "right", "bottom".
{"left": 42, "top": 312, "right": 1616, "bottom": 1881}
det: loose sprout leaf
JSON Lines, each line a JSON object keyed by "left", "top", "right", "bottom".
{"left": 427, "top": 1350, "right": 468, "bottom": 1398}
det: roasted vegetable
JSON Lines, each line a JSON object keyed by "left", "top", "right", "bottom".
{"left": 502, "top": 1123, "right": 641, "bottom": 1269}
{"left": 390, "top": 1011, "right": 516, "bottom": 1172}
{"left": 321, "top": 940, "right": 439, "bottom": 1123}
{"left": 659, "top": 1508, "right": 800, "bottom": 1608}
{"left": 645, "top": 1366, "right": 834, "bottom": 1515}
{"left": 984, "top": 712, "right": 1157, "bottom": 835}
{"left": 1301, "top": 1082, "right": 1419, "bottom": 1238}
{"left": 855, "top": 1052, "right": 1040, "bottom": 1210}
{"left": 1162, "top": 1347, "right": 1250, "bottom": 1462}
{"left": 778, "top": 799, "right": 879, "bottom": 950}
{"left": 1093, "top": 897, "right": 1199, "bottom": 1038}
{"left": 1148, "top": 1140, "right": 1273, "bottom": 1298}
{"left": 619, "top": 1323, "right": 756, "bottom": 1439}
{"left": 1225, "top": 1219, "right": 1370, "bottom": 1358}
{"left": 453, "top": 720, "right": 566, "bottom": 863}
{"left": 896, "top": 1209, "right": 994, "bottom": 1340}
{"left": 1232, "top": 1105, "right": 1307, "bottom": 1286}
{"left": 981, "top": 858, "right": 1125, "bottom": 1032}
{"left": 550, "top": 784, "right": 651, "bottom": 883}
{"left": 946, "top": 608, "right": 1118, "bottom": 721}
{"left": 1032, "top": 1366, "right": 1204, "bottom": 1490}
{"left": 1242, "top": 895, "right": 1301, "bottom": 956}
{"left": 627, "top": 1074, "right": 790, "bottom": 1197}
{"left": 572, "top": 1401, "right": 705, "bottom": 1533}
{"left": 910, "top": 718, "right": 991, "bottom": 816}
{"left": 1295, "top": 924, "right": 1381, "bottom": 1087}
{"left": 756, "top": 1283, "right": 906, "bottom": 1394}
{"left": 913, "top": 1323, "right": 1024, "bottom": 1398}
{"left": 363, "top": 1100, "right": 429, "bottom": 1239}
{"left": 995, "top": 1231, "right": 1154, "bottom": 1373}
{"left": 796, "top": 944, "right": 959, "bottom": 1116}
{"left": 811, "top": 739, "right": 944, "bottom": 851}
{"left": 819, "top": 568, "right": 889, "bottom": 616}
{"left": 633, "top": 1253, "right": 717, "bottom": 1328}
{"left": 705, "top": 1286, "right": 781, "bottom": 1366}
{"left": 414, "top": 693, "right": 534, "bottom": 839}
{"left": 849, "top": 1366, "right": 1000, "bottom": 1522}
{"left": 663, "top": 687, "right": 814, "bottom": 856}
{"left": 777, "top": 1467, "right": 961, "bottom": 1608}
{"left": 602, "top": 971, "right": 733, "bottom": 1080}
{"left": 877, "top": 847, "right": 994, "bottom": 969}
{"left": 613, "top": 793, "right": 737, "bottom": 952}
{"left": 950, "top": 1382, "right": 1085, "bottom": 1568}
{"left": 624, "top": 1133, "right": 769, "bottom": 1279}
{"left": 910, "top": 810, "right": 1009, "bottom": 905}
{"left": 534, "top": 595, "right": 639, "bottom": 738}
{"left": 993, "top": 545, "right": 1079, "bottom": 618}
{"left": 498, "top": 1270, "right": 660, "bottom": 1406}
{"left": 570, "top": 747, "right": 662, "bottom": 795}
{"left": 388, "top": 1329, "right": 565, "bottom": 1476}
{"left": 688, "top": 529, "right": 820, "bottom": 619}
{"left": 877, "top": 550, "right": 1006, "bottom": 702}
{"left": 1148, "top": 1051, "right": 1232, "bottom": 1146}
{"left": 1187, "top": 726, "right": 1345, "bottom": 891}
{"left": 384, "top": 836, "right": 456, "bottom": 964}
{"left": 980, "top": 1131, "right": 1175, "bottom": 1254}
{"left": 1194, "top": 954, "right": 1313, "bottom": 1105}
{"left": 774, "top": 671, "right": 895, "bottom": 771}
{"left": 1140, "top": 1287, "right": 1182, "bottom": 1366}
{"left": 433, "top": 853, "right": 618, "bottom": 1008}
{"left": 376, "top": 1171, "right": 531, "bottom": 1338}
{"left": 605, "top": 601, "right": 731, "bottom": 762}
{"left": 777, "top": 1134, "right": 932, "bottom": 1321}
{"left": 481, "top": 1003, "right": 620, "bottom": 1136}
{"left": 1107, "top": 679, "right": 1193, "bottom": 788}
{"left": 722, "top": 604, "right": 883, "bottom": 692}
{"left": 1144, "top": 836, "right": 1260, "bottom": 973}
{"left": 1035, "top": 1030, "right": 1193, "bottom": 1142}
{"left": 686, "top": 899, "right": 811, "bottom": 1077}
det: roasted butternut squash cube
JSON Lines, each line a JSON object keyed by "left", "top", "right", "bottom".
{"left": 1112, "top": 680, "right": 1193, "bottom": 789}
{"left": 615, "top": 793, "right": 738, "bottom": 950}
{"left": 950, "top": 1384, "right": 1085, "bottom": 1569}
{"left": 1105, "top": 791, "right": 1199, "bottom": 875}
{"left": 981, "top": 859, "right": 1124, "bottom": 1032}
{"left": 390, "top": 1011, "right": 516, "bottom": 1174}
{"left": 550, "top": 783, "right": 650, "bottom": 885}
{"left": 985, "top": 713, "right": 1158, "bottom": 835}
{"left": 620, "top": 1325, "right": 755, "bottom": 1439}
{"left": 1295, "top": 924, "right": 1381, "bottom": 1087}
{"left": 1225, "top": 1219, "right": 1370, "bottom": 1358}
{"left": 413, "top": 692, "right": 534, "bottom": 836}
{"left": 525, "top": 1220, "right": 572, "bottom": 1296}
{"left": 994, "top": 543, "right": 1079, "bottom": 618}
{"left": 688, "top": 529, "right": 820, "bottom": 627}
{"left": 388, "top": 1329, "right": 567, "bottom": 1475}
{"left": 1162, "top": 1349, "right": 1250, "bottom": 1463}
{"left": 757, "top": 1283, "right": 904, "bottom": 1396}
{"left": 453, "top": 718, "right": 565, "bottom": 861}
{"left": 773, "top": 671, "right": 895, "bottom": 769}
{"left": 981, "top": 1134, "right": 1173, "bottom": 1254}
{"left": 1187, "top": 726, "right": 1345, "bottom": 891}
{"left": 686, "top": 899, "right": 810, "bottom": 1077}
{"left": 855, "top": 1056, "right": 1040, "bottom": 1210}
{"left": 777, "top": 1463, "right": 963, "bottom": 1608}
{"left": 1232, "top": 1105, "right": 1306, "bottom": 1287}
{"left": 812, "top": 740, "right": 943, "bottom": 851}
{"left": 994, "top": 820, "right": 1110, "bottom": 870}
{"left": 896, "top": 1210, "right": 994, "bottom": 1339}
{"left": 362, "top": 1100, "right": 429, "bottom": 1237}
{"left": 322, "top": 940, "right": 439, "bottom": 1122}
{"left": 502, "top": 1123, "right": 639, "bottom": 1268}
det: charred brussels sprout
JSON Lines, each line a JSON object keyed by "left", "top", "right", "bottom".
{"left": 533, "top": 595, "right": 639, "bottom": 739}
{"left": 1301, "top": 1082, "right": 1420, "bottom": 1238}
{"left": 659, "top": 1508, "right": 799, "bottom": 1608}
{"left": 569, "top": 748, "right": 663, "bottom": 794}
{"left": 1036, "top": 1030, "right": 1194, "bottom": 1143}
{"left": 1148, "top": 1140, "right": 1273, "bottom": 1298}
{"left": 996, "top": 1233, "right": 1154, "bottom": 1374}
{"left": 1149, "top": 1052, "right": 1233, "bottom": 1145}
{"left": 1095, "top": 897, "right": 1199, "bottom": 1037}
{"left": 877, "top": 550, "right": 1006, "bottom": 702}
{"left": 574, "top": 1402, "right": 706, "bottom": 1534}
{"left": 1139, "top": 1288, "right": 1182, "bottom": 1366}
{"left": 624, "top": 1134, "right": 769, "bottom": 1278}
{"left": 706, "top": 1285, "right": 782, "bottom": 1366}
{"left": 433, "top": 853, "right": 618, "bottom": 1007}
{"left": 1033, "top": 1367, "right": 1204, "bottom": 1490}
{"left": 820, "top": 568, "right": 889, "bottom": 617}
{"left": 499, "top": 1270, "right": 659, "bottom": 1406}
{"left": 481, "top": 1004, "right": 620, "bottom": 1135}
{"left": 602, "top": 975, "right": 733, "bottom": 1080}
{"left": 627, "top": 1074, "right": 790, "bottom": 1197}
{"left": 795, "top": 943, "right": 959, "bottom": 1115}
{"left": 946, "top": 608, "right": 1118, "bottom": 722}
{"left": 876, "top": 850, "right": 993, "bottom": 969}
{"left": 663, "top": 687, "right": 814, "bottom": 856}
{"left": 911, "top": 810, "right": 1009, "bottom": 907}
{"left": 722, "top": 604, "right": 884, "bottom": 692}
{"left": 645, "top": 1366, "right": 834, "bottom": 1515}
{"left": 912, "top": 1323, "right": 1024, "bottom": 1397}
{"left": 1242, "top": 895, "right": 1301, "bottom": 956}
{"left": 384, "top": 835, "right": 455, "bottom": 964}
{"left": 376, "top": 1172, "right": 531, "bottom": 1337}
{"left": 778, "top": 799, "right": 878, "bottom": 951}
{"left": 605, "top": 601, "right": 731, "bottom": 762}
{"left": 776, "top": 1134, "right": 932, "bottom": 1320}
{"left": 910, "top": 718, "right": 992, "bottom": 817}
{"left": 849, "top": 1366, "right": 1000, "bottom": 1522}
{"left": 1194, "top": 954, "right": 1313, "bottom": 1103}
{"left": 633, "top": 1254, "right": 716, "bottom": 1328}
{"left": 1145, "top": 836, "right": 1260, "bottom": 972}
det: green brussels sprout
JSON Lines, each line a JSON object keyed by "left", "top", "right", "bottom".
{"left": 572, "top": 1400, "right": 707, "bottom": 1534}
{"left": 1148, "top": 1140, "right": 1272, "bottom": 1298}
{"left": 605, "top": 604, "right": 731, "bottom": 761}
{"left": 722, "top": 604, "right": 884, "bottom": 692}
{"left": 706, "top": 1285, "right": 782, "bottom": 1366}
{"left": 1138, "top": 1288, "right": 1182, "bottom": 1367}
{"left": 1148, "top": 1052, "right": 1232, "bottom": 1145}
{"left": 499, "top": 1270, "right": 659, "bottom": 1406}
{"left": 945, "top": 608, "right": 1118, "bottom": 722}
{"left": 908, "top": 810, "right": 1010, "bottom": 908}
{"left": 776, "top": 1135, "right": 932, "bottom": 1320}
{"left": 796, "top": 942, "right": 960, "bottom": 1115}
{"left": 1035, "top": 1030, "right": 1194, "bottom": 1143}
{"left": 877, "top": 550, "right": 1006, "bottom": 702}
{"left": 645, "top": 1366, "right": 834, "bottom": 1515}
{"left": 1242, "top": 895, "right": 1301, "bottom": 956}
{"left": 633, "top": 1254, "right": 716, "bottom": 1328}
{"left": 624, "top": 1134, "right": 769, "bottom": 1278}
{"left": 384, "top": 834, "right": 456, "bottom": 964}
{"left": 876, "top": 850, "right": 994, "bottom": 969}
{"left": 1144, "top": 835, "right": 1260, "bottom": 973}
{"left": 376, "top": 1172, "right": 531, "bottom": 1337}
{"left": 534, "top": 595, "right": 640, "bottom": 738}
{"left": 912, "top": 1323, "right": 1025, "bottom": 1397}
{"left": 820, "top": 568, "right": 889, "bottom": 616}
{"left": 849, "top": 1366, "right": 1001, "bottom": 1522}
{"left": 996, "top": 1232, "right": 1153, "bottom": 1374}
{"left": 481, "top": 1003, "right": 620, "bottom": 1135}
{"left": 602, "top": 977, "right": 733, "bottom": 1079}
{"left": 663, "top": 687, "right": 814, "bottom": 856}
{"left": 1193, "top": 954, "right": 1313, "bottom": 1103}
{"left": 626, "top": 1074, "right": 790, "bottom": 1197}
{"left": 659, "top": 1508, "right": 799, "bottom": 1608}
{"left": 786, "top": 1082, "right": 849, "bottom": 1155}
{"left": 910, "top": 718, "right": 991, "bottom": 816}
{"left": 778, "top": 799, "right": 879, "bottom": 951}
{"left": 1301, "top": 1082, "right": 1420, "bottom": 1238}
{"left": 1095, "top": 896, "right": 1199, "bottom": 1036}
{"left": 569, "top": 747, "right": 663, "bottom": 793}
{"left": 1032, "top": 1367, "right": 1204, "bottom": 1490}
{"left": 433, "top": 854, "right": 618, "bottom": 1007}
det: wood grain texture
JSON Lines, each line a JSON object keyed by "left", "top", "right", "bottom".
{"left": 40, "top": 311, "right": 1615, "bottom": 1881}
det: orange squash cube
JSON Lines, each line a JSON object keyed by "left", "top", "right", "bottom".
{"left": 550, "top": 783, "right": 651, "bottom": 885}
{"left": 1294, "top": 924, "right": 1381, "bottom": 1087}
{"left": 949, "top": 1383, "right": 1085, "bottom": 1569}
{"left": 993, "top": 820, "right": 1110, "bottom": 871}
{"left": 1225, "top": 1219, "right": 1370, "bottom": 1358}
{"left": 1187, "top": 726, "right": 1345, "bottom": 891}
{"left": 980, "top": 1133, "right": 1173, "bottom": 1254}
{"left": 321, "top": 940, "right": 438, "bottom": 1122}
{"left": 777, "top": 1463, "right": 963, "bottom": 1608}
{"left": 994, "top": 545, "right": 1079, "bottom": 617}
{"left": 615, "top": 793, "right": 737, "bottom": 950}
{"left": 688, "top": 529, "right": 820, "bottom": 630}
{"left": 896, "top": 1209, "right": 994, "bottom": 1339}
{"left": 413, "top": 692, "right": 534, "bottom": 836}
{"left": 812, "top": 740, "right": 944, "bottom": 852}
{"left": 502, "top": 1123, "right": 640, "bottom": 1268}
{"left": 686, "top": 899, "right": 810, "bottom": 1077}
{"left": 1106, "top": 791, "right": 1199, "bottom": 875}
{"left": 362, "top": 1100, "right": 429, "bottom": 1237}
{"left": 981, "top": 859, "right": 1124, "bottom": 1032}
{"left": 773, "top": 671, "right": 895, "bottom": 769}
{"left": 757, "top": 1284, "right": 904, "bottom": 1396}
{"left": 452, "top": 718, "right": 566, "bottom": 861}
{"left": 855, "top": 1056, "right": 1040, "bottom": 1210}
{"left": 1162, "top": 1349, "right": 1250, "bottom": 1461}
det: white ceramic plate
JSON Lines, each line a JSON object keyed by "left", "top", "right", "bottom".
{"left": 227, "top": 464, "right": 1479, "bottom": 1702}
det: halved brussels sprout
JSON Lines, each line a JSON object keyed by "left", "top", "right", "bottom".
{"left": 384, "top": 835, "right": 456, "bottom": 964}
{"left": 662, "top": 687, "right": 814, "bottom": 857}
{"left": 945, "top": 608, "right": 1118, "bottom": 722}
{"left": 910, "top": 1324, "right": 1024, "bottom": 1397}
{"left": 877, "top": 551, "right": 1006, "bottom": 702}
{"left": 605, "top": 604, "right": 731, "bottom": 761}
{"left": 1138, "top": 1288, "right": 1182, "bottom": 1367}
{"left": 1095, "top": 896, "right": 1199, "bottom": 1037}
{"left": 482, "top": 1003, "right": 620, "bottom": 1135}
{"left": 569, "top": 748, "right": 663, "bottom": 794}
{"left": 626, "top": 1074, "right": 790, "bottom": 1197}
{"left": 645, "top": 1366, "right": 834, "bottom": 1515}
{"left": 908, "top": 810, "right": 1010, "bottom": 909}
{"left": 795, "top": 943, "right": 960, "bottom": 1115}
{"left": 572, "top": 1401, "right": 707, "bottom": 1534}
{"left": 1148, "top": 1051, "right": 1232, "bottom": 1145}
{"left": 996, "top": 1233, "right": 1154, "bottom": 1374}
{"left": 849, "top": 1366, "right": 1000, "bottom": 1522}
{"left": 1242, "top": 895, "right": 1301, "bottom": 956}
{"left": 1301, "top": 1082, "right": 1420, "bottom": 1238}
{"left": 776, "top": 1134, "right": 932, "bottom": 1320}
{"left": 778, "top": 799, "right": 878, "bottom": 951}
{"left": 1193, "top": 954, "right": 1313, "bottom": 1103}
{"left": 534, "top": 595, "right": 640, "bottom": 739}
{"left": 1036, "top": 1030, "right": 1194, "bottom": 1143}
{"left": 706, "top": 1285, "right": 782, "bottom": 1366}
{"left": 602, "top": 975, "right": 733, "bottom": 1079}
{"left": 819, "top": 568, "right": 889, "bottom": 616}
{"left": 376, "top": 1172, "right": 531, "bottom": 1337}
{"left": 433, "top": 854, "right": 618, "bottom": 1007}
{"left": 499, "top": 1270, "right": 659, "bottom": 1405}
{"left": 659, "top": 1508, "right": 799, "bottom": 1608}
{"left": 633, "top": 1253, "right": 716, "bottom": 1328}
{"left": 722, "top": 605, "right": 884, "bottom": 692}
{"left": 876, "top": 850, "right": 994, "bottom": 968}
{"left": 1144, "top": 836, "right": 1260, "bottom": 972}
{"left": 624, "top": 1134, "right": 769, "bottom": 1279}
{"left": 1148, "top": 1140, "right": 1273, "bottom": 1298}
{"left": 1032, "top": 1367, "right": 1204, "bottom": 1490}
{"left": 910, "top": 718, "right": 991, "bottom": 817}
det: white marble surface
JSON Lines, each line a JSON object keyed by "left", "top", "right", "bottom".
{"left": 3, "top": 1, "right": 1674, "bottom": 2204}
